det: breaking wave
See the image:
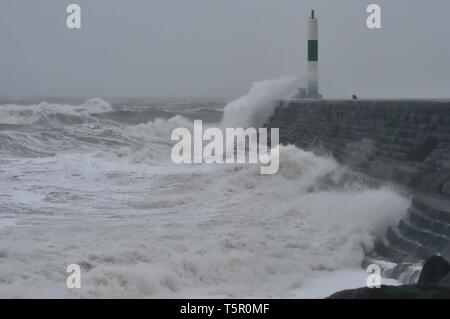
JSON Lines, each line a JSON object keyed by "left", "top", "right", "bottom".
{"left": 0, "top": 142, "right": 408, "bottom": 298}
{"left": 221, "top": 76, "right": 299, "bottom": 129}
{"left": 0, "top": 98, "right": 113, "bottom": 125}
{"left": 0, "top": 80, "right": 408, "bottom": 298}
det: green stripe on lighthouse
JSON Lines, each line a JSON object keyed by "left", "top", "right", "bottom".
{"left": 308, "top": 40, "right": 318, "bottom": 61}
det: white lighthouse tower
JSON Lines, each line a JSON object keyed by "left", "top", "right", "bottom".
{"left": 307, "top": 10, "right": 321, "bottom": 98}
{"left": 296, "top": 10, "right": 322, "bottom": 99}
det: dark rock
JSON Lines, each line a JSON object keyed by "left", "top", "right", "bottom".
{"left": 442, "top": 179, "right": 450, "bottom": 196}
{"left": 418, "top": 256, "right": 450, "bottom": 284}
{"left": 328, "top": 284, "right": 450, "bottom": 299}
{"left": 439, "top": 273, "right": 450, "bottom": 286}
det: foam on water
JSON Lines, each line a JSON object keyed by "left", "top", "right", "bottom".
{"left": 221, "top": 76, "right": 299, "bottom": 129}
{"left": 0, "top": 143, "right": 407, "bottom": 298}
{"left": 0, "top": 98, "right": 113, "bottom": 125}
{"left": 0, "top": 81, "right": 408, "bottom": 298}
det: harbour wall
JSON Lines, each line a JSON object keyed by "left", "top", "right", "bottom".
{"left": 265, "top": 99, "right": 450, "bottom": 275}
{"left": 265, "top": 100, "right": 450, "bottom": 196}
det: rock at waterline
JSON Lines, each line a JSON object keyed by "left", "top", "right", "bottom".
{"left": 328, "top": 284, "right": 450, "bottom": 299}
{"left": 439, "top": 273, "right": 450, "bottom": 287}
{"left": 418, "top": 256, "right": 450, "bottom": 285}
{"left": 329, "top": 256, "right": 450, "bottom": 299}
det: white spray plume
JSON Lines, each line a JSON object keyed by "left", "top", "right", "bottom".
{"left": 221, "top": 76, "right": 299, "bottom": 129}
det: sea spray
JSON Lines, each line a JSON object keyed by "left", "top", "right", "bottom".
{"left": 0, "top": 95, "right": 409, "bottom": 298}
{"left": 221, "top": 76, "right": 299, "bottom": 129}
{"left": 0, "top": 98, "right": 113, "bottom": 125}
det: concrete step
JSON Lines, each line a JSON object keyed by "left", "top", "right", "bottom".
{"left": 374, "top": 236, "right": 409, "bottom": 262}
{"left": 411, "top": 196, "right": 450, "bottom": 224}
{"left": 398, "top": 218, "right": 450, "bottom": 258}
{"left": 385, "top": 226, "right": 434, "bottom": 261}
{"left": 374, "top": 194, "right": 450, "bottom": 281}
{"left": 408, "top": 206, "right": 450, "bottom": 239}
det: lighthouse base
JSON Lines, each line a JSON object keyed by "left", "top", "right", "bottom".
{"left": 293, "top": 87, "right": 323, "bottom": 100}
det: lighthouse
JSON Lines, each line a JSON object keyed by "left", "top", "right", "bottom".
{"left": 294, "top": 10, "right": 322, "bottom": 99}
{"left": 307, "top": 10, "right": 320, "bottom": 98}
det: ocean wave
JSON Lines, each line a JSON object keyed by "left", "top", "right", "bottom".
{"left": 0, "top": 130, "right": 56, "bottom": 158}
{"left": 0, "top": 80, "right": 409, "bottom": 298}
{"left": 221, "top": 76, "right": 299, "bottom": 129}
{"left": 0, "top": 98, "right": 113, "bottom": 125}
{"left": 0, "top": 144, "right": 408, "bottom": 298}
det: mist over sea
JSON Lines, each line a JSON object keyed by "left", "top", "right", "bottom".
{"left": 0, "top": 82, "right": 406, "bottom": 298}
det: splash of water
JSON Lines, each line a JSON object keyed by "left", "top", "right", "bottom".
{"left": 221, "top": 76, "right": 299, "bottom": 129}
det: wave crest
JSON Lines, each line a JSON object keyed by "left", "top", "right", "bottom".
{"left": 0, "top": 98, "right": 113, "bottom": 125}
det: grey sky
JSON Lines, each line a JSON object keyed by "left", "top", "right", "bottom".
{"left": 1, "top": 0, "right": 449, "bottom": 99}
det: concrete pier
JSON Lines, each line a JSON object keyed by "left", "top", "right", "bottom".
{"left": 265, "top": 99, "right": 450, "bottom": 282}
{"left": 266, "top": 99, "right": 450, "bottom": 193}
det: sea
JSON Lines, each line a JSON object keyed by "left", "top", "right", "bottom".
{"left": 0, "top": 78, "right": 406, "bottom": 298}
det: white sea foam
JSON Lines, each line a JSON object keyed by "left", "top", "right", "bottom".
{"left": 0, "top": 81, "right": 409, "bottom": 298}
{"left": 0, "top": 98, "right": 113, "bottom": 125}
{"left": 0, "top": 143, "right": 408, "bottom": 298}
{"left": 221, "top": 76, "right": 299, "bottom": 129}
{"left": 124, "top": 115, "right": 194, "bottom": 142}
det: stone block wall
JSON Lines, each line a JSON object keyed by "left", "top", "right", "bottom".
{"left": 265, "top": 100, "right": 450, "bottom": 195}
